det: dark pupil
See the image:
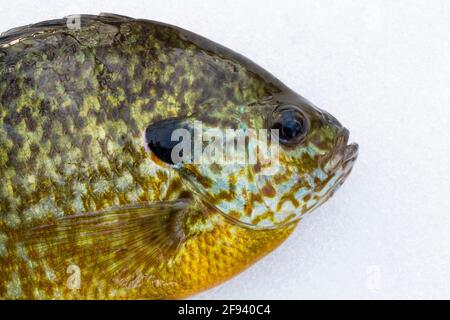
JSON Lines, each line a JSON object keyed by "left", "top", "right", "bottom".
{"left": 282, "top": 119, "right": 303, "bottom": 139}
{"left": 273, "top": 110, "right": 305, "bottom": 142}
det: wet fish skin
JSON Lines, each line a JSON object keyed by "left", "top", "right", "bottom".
{"left": 0, "top": 14, "right": 296, "bottom": 299}
{"left": 0, "top": 14, "right": 357, "bottom": 299}
{"left": 0, "top": 14, "right": 275, "bottom": 227}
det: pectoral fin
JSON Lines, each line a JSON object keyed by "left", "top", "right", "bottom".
{"left": 18, "top": 199, "right": 191, "bottom": 279}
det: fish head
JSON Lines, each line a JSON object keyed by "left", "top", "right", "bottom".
{"left": 145, "top": 93, "right": 358, "bottom": 229}
{"left": 257, "top": 96, "right": 359, "bottom": 227}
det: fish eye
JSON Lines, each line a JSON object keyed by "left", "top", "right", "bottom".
{"left": 271, "top": 106, "right": 309, "bottom": 145}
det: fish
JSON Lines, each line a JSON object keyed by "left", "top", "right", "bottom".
{"left": 0, "top": 13, "right": 358, "bottom": 299}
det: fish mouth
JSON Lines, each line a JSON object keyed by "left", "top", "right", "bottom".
{"left": 342, "top": 141, "right": 359, "bottom": 169}
{"left": 339, "top": 128, "right": 359, "bottom": 170}
{"left": 296, "top": 128, "right": 358, "bottom": 218}
{"left": 324, "top": 127, "right": 359, "bottom": 175}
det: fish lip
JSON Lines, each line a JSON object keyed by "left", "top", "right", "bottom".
{"left": 337, "top": 128, "right": 357, "bottom": 156}
{"left": 338, "top": 128, "right": 359, "bottom": 166}
{"left": 323, "top": 127, "right": 359, "bottom": 173}
{"left": 319, "top": 129, "right": 358, "bottom": 199}
{"left": 342, "top": 142, "right": 359, "bottom": 167}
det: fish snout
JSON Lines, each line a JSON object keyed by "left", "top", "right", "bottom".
{"left": 323, "top": 127, "right": 359, "bottom": 175}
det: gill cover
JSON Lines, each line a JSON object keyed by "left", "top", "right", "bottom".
{"left": 145, "top": 113, "right": 303, "bottom": 230}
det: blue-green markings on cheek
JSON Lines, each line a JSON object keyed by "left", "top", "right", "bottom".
{"left": 294, "top": 187, "right": 309, "bottom": 200}
{"left": 313, "top": 168, "right": 327, "bottom": 182}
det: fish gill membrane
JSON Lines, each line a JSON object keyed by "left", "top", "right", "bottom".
{"left": 0, "top": 13, "right": 358, "bottom": 299}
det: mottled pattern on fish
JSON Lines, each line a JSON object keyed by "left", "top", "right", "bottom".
{"left": 0, "top": 15, "right": 271, "bottom": 225}
{"left": 2, "top": 204, "right": 294, "bottom": 299}
{"left": 0, "top": 14, "right": 357, "bottom": 299}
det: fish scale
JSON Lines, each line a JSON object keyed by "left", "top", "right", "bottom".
{"left": 0, "top": 15, "right": 268, "bottom": 224}
{"left": 0, "top": 14, "right": 358, "bottom": 299}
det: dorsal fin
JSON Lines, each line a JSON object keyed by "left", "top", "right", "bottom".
{"left": 0, "top": 14, "right": 135, "bottom": 46}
